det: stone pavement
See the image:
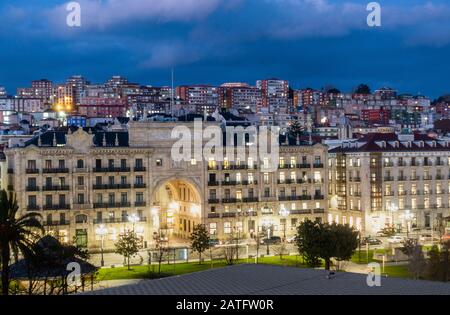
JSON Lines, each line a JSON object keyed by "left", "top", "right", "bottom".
{"left": 85, "top": 264, "right": 450, "bottom": 295}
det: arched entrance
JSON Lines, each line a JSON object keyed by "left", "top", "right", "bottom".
{"left": 152, "top": 179, "right": 202, "bottom": 245}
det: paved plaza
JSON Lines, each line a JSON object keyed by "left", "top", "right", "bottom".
{"left": 86, "top": 264, "right": 450, "bottom": 295}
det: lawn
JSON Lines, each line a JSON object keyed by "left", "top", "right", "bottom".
{"left": 350, "top": 248, "right": 387, "bottom": 264}
{"left": 96, "top": 255, "right": 307, "bottom": 281}
{"left": 382, "top": 265, "right": 410, "bottom": 279}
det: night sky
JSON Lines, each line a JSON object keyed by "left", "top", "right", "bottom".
{"left": 0, "top": 0, "right": 449, "bottom": 97}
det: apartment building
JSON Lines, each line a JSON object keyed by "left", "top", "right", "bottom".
{"left": 329, "top": 133, "right": 450, "bottom": 235}
{"left": 2, "top": 121, "right": 332, "bottom": 249}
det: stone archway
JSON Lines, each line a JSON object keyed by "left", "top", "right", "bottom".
{"left": 151, "top": 178, "right": 202, "bottom": 244}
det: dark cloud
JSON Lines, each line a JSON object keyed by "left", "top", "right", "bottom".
{"left": 0, "top": 0, "right": 448, "bottom": 97}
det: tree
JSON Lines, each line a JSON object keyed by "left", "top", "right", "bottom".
{"left": 401, "top": 239, "right": 426, "bottom": 280}
{"left": 354, "top": 84, "right": 371, "bottom": 95}
{"left": 288, "top": 120, "right": 303, "bottom": 137}
{"left": 295, "top": 220, "right": 323, "bottom": 268}
{"left": 295, "top": 221, "right": 359, "bottom": 270}
{"left": 115, "top": 231, "right": 140, "bottom": 270}
{"left": 426, "top": 245, "right": 450, "bottom": 282}
{"left": 0, "top": 190, "right": 43, "bottom": 295}
{"left": 190, "top": 224, "right": 210, "bottom": 264}
{"left": 332, "top": 223, "right": 359, "bottom": 269}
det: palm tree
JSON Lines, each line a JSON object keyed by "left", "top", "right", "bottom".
{"left": 0, "top": 190, "right": 43, "bottom": 295}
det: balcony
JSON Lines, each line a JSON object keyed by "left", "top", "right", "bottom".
{"left": 42, "top": 185, "right": 70, "bottom": 192}
{"left": 7, "top": 185, "right": 14, "bottom": 191}
{"left": 278, "top": 164, "right": 295, "bottom": 170}
{"left": 397, "top": 176, "right": 408, "bottom": 181}
{"left": 222, "top": 198, "right": 238, "bottom": 204}
{"left": 222, "top": 181, "right": 237, "bottom": 186}
{"left": 222, "top": 212, "right": 237, "bottom": 218}
{"left": 44, "top": 220, "right": 70, "bottom": 227}
{"left": 93, "top": 167, "right": 131, "bottom": 173}
{"left": 299, "top": 195, "right": 312, "bottom": 201}
{"left": 43, "top": 204, "right": 71, "bottom": 211}
{"left": 208, "top": 181, "right": 220, "bottom": 187}
{"left": 423, "top": 176, "right": 433, "bottom": 181}
{"left": 297, "top": 164, "right": 311, "bottom": 169}
{"left": 208, "top": 199, "right": 220, "bottom": 204}
{"left": 134, "top": 167, "right": 147, "bottom": 172}
{"left": 313, "top": 163, "right": 324, "bottom": 168}
{"left": 7, "top": 169, "right": 14, "bottom": 174}
{"left": 26, "top": 186, "right": 40, "bottom": 192}
{"left": 135, "top": 202, "right": 147, "bottom": 207}
{"left": 384, "top": 191, "right": 395, "bottom": 197}
{"left": 207, "top": 165, "right": 219, "bottom": 171}
{"left": 94, "top": 217, "right": 147, "bottom": 224}
{"left": 383, "top": 163, "right": 394, "bottom": 167}
{"left": 384, "top": 177, "right": 394, "bottom": 181}
{"left": 277, "top": 179, "right": 296, "bottom": 185}
{"left": 93, "top": 184, "right": 132, "bottom": 190}
{"left": 410, "top": 176, "right": 421, "bottom": 181}
{"left": 352, "top": 177, "right": 361, "bottom": 182}
{"left": 242, "top": 180, "right": 258, "bottom": 186}
{"left": 243, "top": 197, "right": 259, "bottom": 203}
{"left": 208, "top": 213, "right": 221, "bottom": 219}
{"left": 314, "top": 194, "right": 325, "bottom": 200}
{"left": 43, "top": 168, "right": 69, "bottom": 174}
{"left": 134, "top": 183, "right": 147, "bottom": 189}
{"left": 26, "top": 169, "right": 39, "bottom": 174}
{"left": 27, "top": 205, "right": 41, "bottom": 211}
{"left": 93, "top": 202, "right": 131, "bottom": 209}
{"left": 436, "top": 175, "right": 445, "bottom": 180}
{"left": 291, "top": 209, "right": 312, "bottom": 215}
{"left": 313, "top": 208, "right": 325, "bottom": 214}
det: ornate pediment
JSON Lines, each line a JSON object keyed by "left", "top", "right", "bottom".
{"left": 65, "top": 128, "right": 94, "bottom": 153}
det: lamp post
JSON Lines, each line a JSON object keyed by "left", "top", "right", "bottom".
{"left": 400, "top": 210, "right": 414, "bottom": 238}
{"left": 279, "top": 207, "right": 290, "bottom": 242}
{"left": 390, "top": 204, "right": 398, "bottom": 233}
{"left": 261, "top": 219, "right": 272, "bottom": 255}
{"left": 128, "top": 213, "right": 139, "bottom": 231}
{"left": 95, "top": 224, "right": 107, "bottom": 267}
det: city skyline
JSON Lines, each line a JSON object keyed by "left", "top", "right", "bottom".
{"left": 0, "top": 0, "right": 449, "bottom": 97}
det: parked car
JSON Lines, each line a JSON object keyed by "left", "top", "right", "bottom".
{"left": 419, "top": 234, "right": 440, "bottom": 243}
{"left": 261, "top": 236, "right": 282, "bottom": 245}
{"left": 361, "top": 237, "right": 383, "bottom": 246}
{"left": 209, "top": 239, "right": 220, "bottom": 246}
{"left": 387, "top": 235, "right": 404, "bottom": 244}
{"left": 286, "top": 235, "right": 297, "bottom": 244}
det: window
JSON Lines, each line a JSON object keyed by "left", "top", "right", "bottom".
{"left": 136, "top": 176, "right": 143, "bottom": 185}
{"left": 236, "top": 173, "right": 242, "bottom": 183}
{"left": 248, "top": 173, "right": 254, "bottom": 184}
{"left": 264, "top": 173, "right": 269, "bottom": 184}
{"left": 224, "top": 222, "right": 232, "bottom": 234}
{"left": 28, "top": 178, "right": 36, "bottom": 188}
{"left": 45, "top": 195, "right": 52, "bottom": 206}
{"left": 77, "top": 160, "right": 84, "bottom": 168}
{"left": 156, "top": 159, "right": 163, "bottom": 166}
{"left": 27, "top": 160, "right": 36, "bottom": 170}
{"left": 28, "top": 195, "right": 37, "bottom": 207}
{"left": 58, "top": 160, "right": 65, "bottom": 169}
{"left": 209, "top": 223, "right": 217, "bottom": 235}
{"left": 135, "top": 159, "right": 143, "bottom": 168}
{"left": 121, "top": 159, "right": 127, "bottom": 169}
{"left": 77, "top": 194, "right": 85, "bottom": 204}
{"left": 136, "top": 193, "right": 144, "bottom": 203}
{"left": 191, "top": 158, "right": 197, "bottom": 165}
{"left": 108, "top": 159, "right": 114, "bottom": 168}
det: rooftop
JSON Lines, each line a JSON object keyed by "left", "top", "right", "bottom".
{"left": 85, "top": 264, "right": 450, "bottom": 295}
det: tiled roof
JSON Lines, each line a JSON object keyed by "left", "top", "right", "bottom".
{"left": 24, "top": 128, "right": 129, "bottom": 148}
{"left": 84, "top": 264, "right": 450, "bottom": 295}
{"left": 329, "top": 133, "right": 450, "bottom": 153}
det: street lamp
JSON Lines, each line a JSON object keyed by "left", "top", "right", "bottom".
{"left": 128, "top": 213, "right": 139, "bottom": 231}
{"left": 95, "top": 224, "right": 108, "bottom": 267}
{"left": 390, "top": 204, "right": 398, "bottom": 232}
{"left": 261, "top": 219, "right": 272, "bottom": 255}
{"left": 400, "top": 210, "right": 414, "bottom": 238}
{"left": 279, "top": 207, "right": 290, "bottom": 241}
